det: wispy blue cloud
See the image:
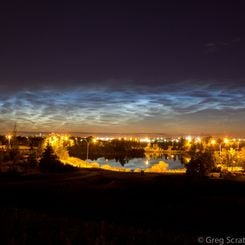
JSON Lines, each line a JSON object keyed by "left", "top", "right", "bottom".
{"left": 0, "top": 80, "right": 244, "bottom": 135}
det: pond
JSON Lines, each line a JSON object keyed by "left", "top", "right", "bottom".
{"left": 88, "top": 154, "right": 189, "bottom": 170}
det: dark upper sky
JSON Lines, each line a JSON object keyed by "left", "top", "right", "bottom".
{"left": 0, "top": 0, "right": 245, "bottom": 136}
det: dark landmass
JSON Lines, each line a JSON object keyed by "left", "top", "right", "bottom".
{"left": 0, "top": 170, "right": 245, "bottom": 244}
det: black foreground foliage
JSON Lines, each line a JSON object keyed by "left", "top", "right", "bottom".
{"left": 39, "top": 144, "right": 77, "bottom": 173}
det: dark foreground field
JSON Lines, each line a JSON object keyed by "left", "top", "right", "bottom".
{"left": 0, "top": 169, "right": 245, "bottom": 244}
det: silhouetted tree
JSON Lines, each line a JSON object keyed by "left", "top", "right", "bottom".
{"left": 27, "top": 150, "right": 38, "bottom": 167}
{"left": 186, "top": 150, "right": 215, "bottom": 176}
{"left": 40, "top": 144, "right": 77, "bottom": 172}
{"left": 8, "top": 147, "right": 20, "bottom": 164}
{"left": 39, "top": 144, "right": 61, "bottom": 172}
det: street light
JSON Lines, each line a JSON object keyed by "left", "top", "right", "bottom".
{"left": 210, "top": 139, "right": 222, "bottom": 156}
{"left": 237, "top": 139, "right": 241, "bottom": 151}
{"left": 6, "top": 135, "right": 12, "bottom": 147}
{"left": 219, "top": 142, "right": 222, "bottom": 156}
{"left": 224, "top": 138, "right": 229, "bottom": 144}
{"left": 216, "top": 138, "right": 229, "bottom": 156}
{"left": 210, "top": 139, "right": 216, "bottom": 152}
{"left": 84, "top": 138, "right": 97, "bottom": 161}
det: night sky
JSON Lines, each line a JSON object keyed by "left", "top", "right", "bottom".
{"left": 0, "top": 1, "right": 245, "bottom": 136}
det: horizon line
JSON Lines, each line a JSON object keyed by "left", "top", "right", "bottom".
{"left": 0, "top": 130, "right": 243, "bottom": 138}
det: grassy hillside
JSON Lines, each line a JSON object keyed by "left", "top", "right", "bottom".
{"left": 0, "top": 170, "right": 244, "bottom": 244}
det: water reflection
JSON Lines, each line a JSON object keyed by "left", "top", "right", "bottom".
{"left": 114, "top": 156, "right": 129, "bottom": 166}
{"left": 144, "top": 152, "right": 189, "bottom": 164}
{"left": 93, "top": 153, "right": 190, "bottom": 170}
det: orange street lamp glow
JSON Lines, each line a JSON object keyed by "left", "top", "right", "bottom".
{"left": 211, "top": 139, "right": 216, "bottom": 145}
{"left": 6, "top": 135, "right": 12, "bottom": 145}
{"left": 6, "top": 135, "right": 12, "bottom": 140}
{"left": 224, "top": 138, "right": 229, "bottom": 144}
{"left": 85, "top": 138, "right": 97, "bottom": 161}
{"left": 195, "top": 137, "right": 201, "bottom": 143}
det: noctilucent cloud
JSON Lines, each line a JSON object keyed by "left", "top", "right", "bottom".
{"left": 0, "top": 1, "right": 245, "bottom": 136}
{"left": 0, "top": 81, "right": 244, "bottom": 136}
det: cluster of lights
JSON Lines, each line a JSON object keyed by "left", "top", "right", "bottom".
{"left": 117, "top": 137, "right": 139, "bottom": 141}
{"left": 4, "top": 133, "right": 245, "bottom": 146}
{"left": 96, "top": 137, "right": 114, "bottom": 141}
{"left": 60, "top": 135, "right": 245, "bottom": 146}
{"left": 45, "top": 133, "right": 71, "bottom": 148}
{"left": 139, "top": 137, "right": 151, "bottom": 143}
{"left": 209, "top": 138, "right": 230, "bottom": 145}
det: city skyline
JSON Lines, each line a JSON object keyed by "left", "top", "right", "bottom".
{"left": 0, "top": 1, "right": 245, "bottom": 136}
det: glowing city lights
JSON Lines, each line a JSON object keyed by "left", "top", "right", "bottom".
{"left": 224, "top": 138, "right": 229, "bottom": 144}
{"left": 140, "top": 137, "right": 151, "bottom": 143}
